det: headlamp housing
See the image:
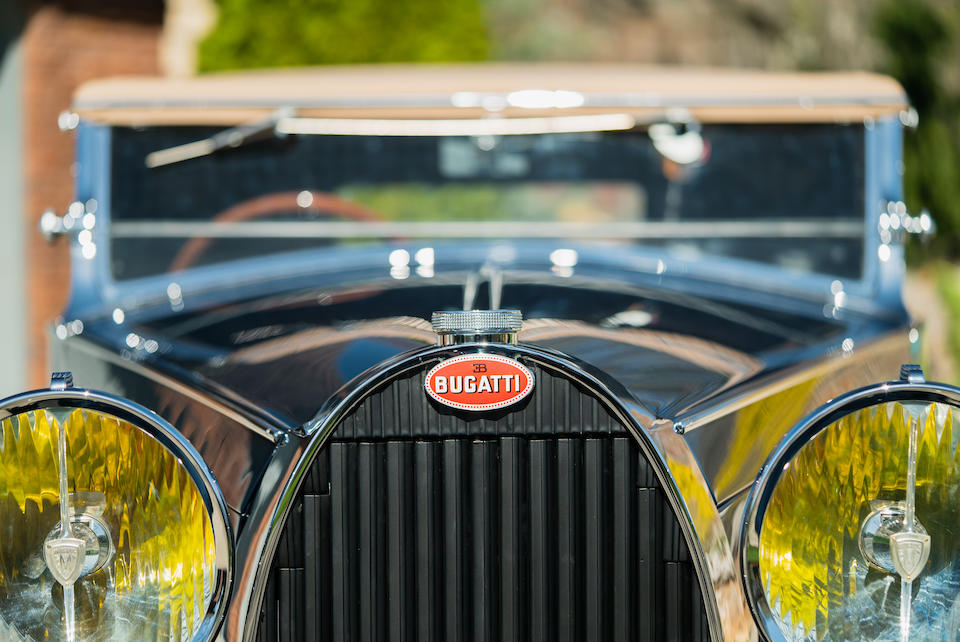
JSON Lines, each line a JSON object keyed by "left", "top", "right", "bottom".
{"left": 741, "top": 367, "right": 960, "bottom": 641}
{"left": 0, "top": 376, "right": 232, "bottom": 641}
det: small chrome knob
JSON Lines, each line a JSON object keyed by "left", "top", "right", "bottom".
{"left": 431, "top": 310, "right": 522, "bottom": 346}
{"left": 39, "top": 201, "right": 88, "bottom": 242}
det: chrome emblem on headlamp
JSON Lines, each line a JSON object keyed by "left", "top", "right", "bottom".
{"left": 891, "top": 531, "right": 932, "bottom": 583}
{"left": 44, "top": 538, "right": 86, "bottom": 586}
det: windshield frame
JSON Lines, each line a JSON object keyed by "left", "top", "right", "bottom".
{"left": 65, "top": 117, "right": 906, "bottom": 320}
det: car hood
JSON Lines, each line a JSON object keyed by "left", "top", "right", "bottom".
{"left": 87, "top": 264, "right": 895, "bottom": 430}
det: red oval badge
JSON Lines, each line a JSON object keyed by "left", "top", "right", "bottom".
{"left": 424, "top": 354, "right": 535, "bottom": 412}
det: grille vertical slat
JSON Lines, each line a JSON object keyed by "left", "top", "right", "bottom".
{"left": 665, "top": 562, "right": 685, "bottom": 641}
{"left": 359, "top": 443, "right": 382, "bottom": 642}
{"left": 387, "top": 442, "right": 412, "bottom": 642}
{"left": 637, "top": 487, "right": 659, "bottom": 639}
{"left": 612, "top": 438, "right": 633, "bottom": 642}
{"left": 584, "top": 438, "right": 605, "bottom": 642}
{"left": 499, "top": 437, "right": 523, "bottom": 642}
{"left": 277, "top": 569, "right": 304, "bottom": 641}
{"left": 528, "top": 439, "right": 552, "bottom": 642}
{"left": 414, "top": 442, "right": 439, "bottom": 641}
{"left": 471, "top": 441, "right": 496, "bottom": 642}
{"left": 302, "top": 495, "right": 323, "bottom": 639}
{"left": 443, "top": 440, "right": 466, "bottom": 642}
{"left": 330, "top": 444, "right": 353, "bottom": 642}
{"left": 256, "top": 362, "right": 710, "bottom": 642}
{"left": 556, "top": 439, "right": 579, "bottom": 642}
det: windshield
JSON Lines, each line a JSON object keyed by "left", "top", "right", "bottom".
{"left": 109, "top": 123, "right": 865, "bottom": 280}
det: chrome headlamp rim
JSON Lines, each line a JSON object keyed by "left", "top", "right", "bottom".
{"left": 739, "top": 378, "right": 960, "bottom": 641}
{"left": 0, "top": 385, "right": 234, "bottom": 642}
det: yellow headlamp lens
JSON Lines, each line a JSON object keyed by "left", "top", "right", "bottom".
{"left": 758, "top": 401, "right": 960, "bottom": 640}
{"left": 0, "top": 407, "right": 219, "bottom": 641}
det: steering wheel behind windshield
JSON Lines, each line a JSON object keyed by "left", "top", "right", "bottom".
{"left": 169, "top": 190, "right": 384, "bottom": 271}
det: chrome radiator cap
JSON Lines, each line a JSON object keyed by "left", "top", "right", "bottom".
{"left": 431, "top": 309, "right": 522, "bottom": 345}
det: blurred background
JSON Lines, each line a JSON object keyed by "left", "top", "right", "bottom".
{"left": 0, "top": 0, "right": 958, "bottom": 394}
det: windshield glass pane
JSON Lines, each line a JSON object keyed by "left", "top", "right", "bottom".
{"left": 109, "top": 124, "right": 865, "bottom": 280}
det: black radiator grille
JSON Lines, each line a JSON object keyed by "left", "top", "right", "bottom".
{"left": 256, "top": 365, "right": 710, "bottom": 641}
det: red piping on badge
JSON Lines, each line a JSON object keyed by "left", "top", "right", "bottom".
{"left": 424, "top": 354, "right": 535, "bottom": 412}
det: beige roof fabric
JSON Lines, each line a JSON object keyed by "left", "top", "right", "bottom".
{"left": 73, "top": 63, "right": 908, "bottom": 126}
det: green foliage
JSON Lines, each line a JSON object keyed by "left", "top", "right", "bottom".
{"left": 937, "top": 264, "right": 960, "bottom": 380}
{"left": 197, "top": 0, "right": 489, "bottom": 72}
{"left": 341, "top": 182, "right": 637, "bottom": 222}
{"left": 875, "top": 0, "right": 949, "bottom": 114}
{"left": 903, "top": 119, "right": 960, "bottom": 259}
{"left": 875, "top": 0, "right": 960, "bottom": 259}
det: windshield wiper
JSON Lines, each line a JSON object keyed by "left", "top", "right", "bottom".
{"left": 145, "top": 107, "right": 294, "bottom": 168}
{"left": 146, "top": 111, "right": 639, "bottom": 168}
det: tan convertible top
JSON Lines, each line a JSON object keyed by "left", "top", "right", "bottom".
{"left": 73, "top": 63, "right": 908, "bottom": 126}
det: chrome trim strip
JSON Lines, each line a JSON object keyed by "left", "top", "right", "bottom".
{"left": 739, "top": 379, "right": 960, "bottom": 641}
{"left": 679, "top": 331, "right": 909, "bottom": 431}
{"left": 62, "top": 335, "right": 285, "bottom": 442}
{"left": 0, "top": 386, "right": 235, "bottom": 642}
{"left": 277, "top": 113, "right": 636, "bottom": 136}
{"left": 110, "top": 219, "right": 864, "bottom": 240}
{"left": 226, "top": 342, "right": 757, "bottom": 641}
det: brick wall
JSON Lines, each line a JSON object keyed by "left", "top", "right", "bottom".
{"left": 23, "top": 1, "right": 162, "bottom": 386}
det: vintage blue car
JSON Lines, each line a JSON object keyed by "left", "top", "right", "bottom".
{"left": 1, "top": 65, "right": 956, "bottom": 641}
